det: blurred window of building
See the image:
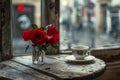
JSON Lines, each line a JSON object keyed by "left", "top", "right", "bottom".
{"left": 12, "top": 0, "right": 41, "bottom": 56}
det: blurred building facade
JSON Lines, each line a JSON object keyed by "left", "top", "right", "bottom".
{"left": 60, "top": 0, "right": 120, "bottom": 35}
{"left": 60, "top": 0, "right": 120, "bottom": 49}
{"left": 12, "top": 0, "right": 41, "bottom": 27}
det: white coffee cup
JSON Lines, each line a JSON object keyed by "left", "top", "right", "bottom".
{"left": 71, "top": 45, "right": 91, "bottom": 59}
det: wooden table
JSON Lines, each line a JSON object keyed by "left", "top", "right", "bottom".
{"left": 0, "top": 54, "right": 106, "bottom": 80}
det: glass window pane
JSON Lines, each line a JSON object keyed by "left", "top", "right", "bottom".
{"left": 60, "top": 0, "right": 120, "bottom": 50}
{"left": 12, "top": 0, "right": 41, "bottom": 56}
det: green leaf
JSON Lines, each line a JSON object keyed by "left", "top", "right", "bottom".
{"left": 41, "top": 44, "right": 47, "bottom": 51}
{"left": 40, "top": 27, "right": 46, "bottom": 30}
{"left": 53, "top": 44, "right": 59, "bottom": 48}
{"left": 31, "top": 24, "right": 38, "bottom": 29}
{"left": 25, "top": 45, "right": 29, "bottom": 53}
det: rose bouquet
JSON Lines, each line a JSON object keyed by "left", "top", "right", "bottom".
{"left": 22, "top": 24, "right": 59, "bottom": 63}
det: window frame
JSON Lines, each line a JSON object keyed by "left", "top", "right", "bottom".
{"left": 0, "top": 0, "right": 120, "bottom": 64}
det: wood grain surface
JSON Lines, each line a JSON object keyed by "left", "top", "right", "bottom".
{"left": 0, "top": 54, "right": 105, "bottom": 80}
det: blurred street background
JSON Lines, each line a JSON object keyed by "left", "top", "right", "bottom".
{"left": 60, "top": 0, "right": 120, "bottom": 50}
{"left": 12, "top": 0, "right": 41, "bottom": 55}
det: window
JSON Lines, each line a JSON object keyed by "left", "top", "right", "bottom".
{"left": 60, "top": 0, "right": 120, "bottom": 50}
{"left": 0, "top": 0, "right": 59, "bottom": 60}
{"left": 12, "top": 0, "right": 41, "bottom": 56}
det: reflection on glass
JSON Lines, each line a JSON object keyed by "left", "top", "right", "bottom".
{"left": 60, "top": 0, "right": 120, "bottom": 50}
{"left": 12, "top": 0, "right": 41, "bottom": 56}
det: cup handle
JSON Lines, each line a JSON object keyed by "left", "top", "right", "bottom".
{"left": 86, "top": 50, "right": 91, "bottom": 56}
{"left": 85, "top": 48, "right": 91, "bottom": 57}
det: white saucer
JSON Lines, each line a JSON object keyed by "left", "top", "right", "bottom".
{"left": 65, "top": 55, "right": 95, "bottom": 63}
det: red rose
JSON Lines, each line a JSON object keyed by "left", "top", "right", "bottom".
{"left": 47, "top": 25, "right": 59, "bottom": 36}
{"left": 53, "top": 34, "right": 59, "bottom": 42}
{"left": 30, "top": 28, "right": 47, "bottom": 45}
{"left": 22, "top": 29, "right": 31, "bottom": 41}
{"left": 47, "top": 25, "right": 59, "bottom": 43}
{"left": 47, "top": 36, "right": 58, "bottom": 45}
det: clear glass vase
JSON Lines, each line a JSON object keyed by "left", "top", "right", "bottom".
{"left": 41, "top": 50, "right": 45, "bottom": 63}
{"left": 32, "top": 46, "right": 45, "bottom": 64}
